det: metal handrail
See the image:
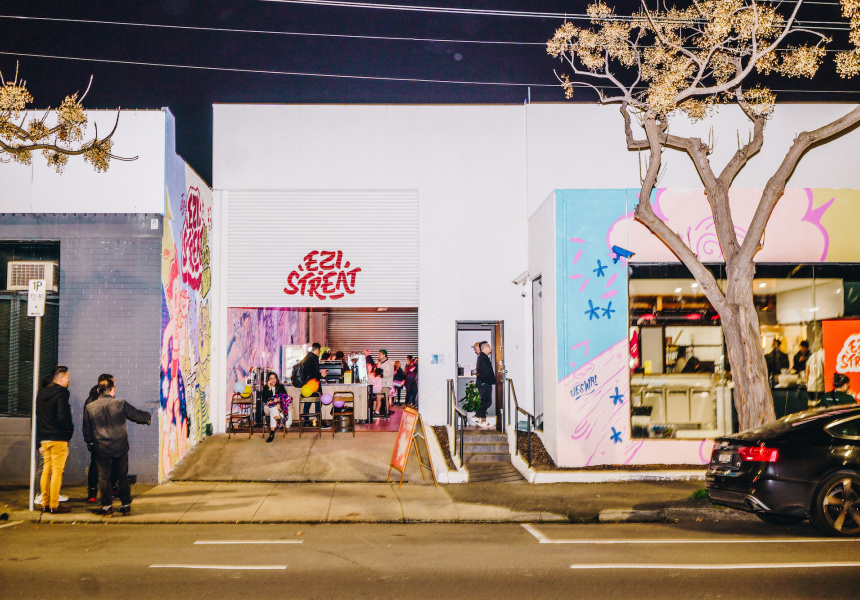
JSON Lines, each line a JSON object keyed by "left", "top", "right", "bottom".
{"left": 447, "top": 379, "right": 467, "bottom": 468}
{"left": 505, "top": 378, "right": 536, "bottom": 468}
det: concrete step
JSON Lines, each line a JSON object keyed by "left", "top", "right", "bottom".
{"left": 464, "top": 452, "right": 511, "bottom": 463}
{"left": 463, "top": 442, "right": 509, "bottom": 453}
{"left": 462, "top": 432, "right": 507, "bottom": 444}
{"left": 466, "top": 463, "right": 525, "bottom": 483}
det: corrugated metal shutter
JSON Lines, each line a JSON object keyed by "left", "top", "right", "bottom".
{"left": 227, "top": 190, "right": 418, "bottom": 307}
{"left": 327, "top": 310, "right": 417, "bottom": 365}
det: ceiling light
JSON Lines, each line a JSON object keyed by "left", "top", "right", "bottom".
{"left": 837, "top": 289, "right": 842, "bottom": 294}
{"left": 691, "top": 282, "right": 699, "bottom": 288}
{"left": 675, "top": 288, "right": 682, "bottom": 293}
{"left": 758, "top": 282, "right": 767, "bottom": 288}
{"left": 377, "top": 307, "right": 388, "bottom": 312}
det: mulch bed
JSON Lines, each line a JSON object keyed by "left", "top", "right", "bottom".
{"left": 515, "top": 431, "right": 706, "bottom": 471}
{"left": 431, "top": 426, "right": 458, "bottom": 471}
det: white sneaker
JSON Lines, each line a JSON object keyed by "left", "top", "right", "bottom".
{"left": 34, "top": 494, "right": 68, "bottom": 503}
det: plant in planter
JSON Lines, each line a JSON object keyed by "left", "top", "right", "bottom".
{"left": 461, "top": 382, "right": 481, "bottom": 414}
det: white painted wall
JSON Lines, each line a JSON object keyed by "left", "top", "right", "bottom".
{"left": 0, "top": 110, "right": 166, "bottom": 214}
{"left": 528, "top": 194, "right": 557, "bottom": 458}
{"left": 213, "top": 102, "right": 860, "bottom": 427}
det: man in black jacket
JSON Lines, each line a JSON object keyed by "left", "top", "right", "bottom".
{"left": 36, "top": 366, "right": 73, "bottom": 513}
{"left": 83, "top": 379, "right": 152, "bottom": 517}
{"left": 85, "top": 373, "right": 116, "bottom": 502}
{"left": 475, "top": 342, "right": 496, "bottom": 428}
{"left": 299, "top": 343, "right": 326, "bottom": 426}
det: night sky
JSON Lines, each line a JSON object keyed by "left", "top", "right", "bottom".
{"left": 2, "top": 0, "right": 857, "bottom": 183}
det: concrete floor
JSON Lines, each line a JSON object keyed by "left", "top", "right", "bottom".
{"left": 168, "top": 431, "right": 433, "bottom": 483}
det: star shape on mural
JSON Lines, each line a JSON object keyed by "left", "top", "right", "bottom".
{"left": 584, "top": 299, "right": 600, "bottom": 320}
{"left": 601, "top": 301, "right": 615, "bottom": 319}
{"left": 610, "top": 427, "right": 623, "bottom": 444}
{"left": 593, "top": 260, "right": 607, "bottom": 277}
{"left": 611, "top": 387, "right": 624, "bottom": 405}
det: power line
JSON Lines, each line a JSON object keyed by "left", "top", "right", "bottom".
{"left": 0, "top": 50, "right": 857, "bottom": 95}
{"left": 0, "top": 14, "right": 544, "bottom": 46}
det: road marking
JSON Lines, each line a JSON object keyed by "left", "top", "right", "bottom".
{"left": 522, "top": 524, "right": 859, "bottom": 544}
{"left": 571, "top": 563, "right": 860, "bottom": 570}
{"left": 0, "top": 521, "right": 22, "bottom": 530}
{"left": 194, "top": 540, "right": 303, "bottom": 545}
{"left": 151, "top": 565, "right": 287, "bottom": 570}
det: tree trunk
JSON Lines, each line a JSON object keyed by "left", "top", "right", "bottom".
{"left": 721, "top": 261, "right": 776, "bottom": 430}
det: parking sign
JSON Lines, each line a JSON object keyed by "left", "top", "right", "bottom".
{"left": 27, "top": 279, "right": 46, "bottom": 317}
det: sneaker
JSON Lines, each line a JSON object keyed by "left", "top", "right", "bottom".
{"left": 35, "top": 494, "right": 68, "bottom": 504}
{"left": 119, "top": 505, "right": 131, "bottom": 516}
{"left": 44, "top": 506, "right": 72, "bottom": 514}
{"left": 93, "top": 507, "right": 114, "bottom": 518}
{"left": 87, "top": 496, "right": 98, "bottom": 503}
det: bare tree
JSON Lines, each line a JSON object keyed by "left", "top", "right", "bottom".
{"left": 0, "top": 66, "right": 133, "bottom": 173}
{"left": 548, "top": 0, "right": 860, "bottom": 429}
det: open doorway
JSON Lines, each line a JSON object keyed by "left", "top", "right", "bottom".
{"left": 455, "top": 321, "right": 504, "bottom": 430}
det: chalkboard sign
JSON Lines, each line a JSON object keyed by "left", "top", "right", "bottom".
{"left": 388, "top": 407, "right": 437, "bottom": 489}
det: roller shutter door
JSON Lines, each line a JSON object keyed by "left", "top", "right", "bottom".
{"left": 327, "top": 309, "right": 417, "bottom": 365}
{"left": 227, "top": 190, "right": 418, "bottom": 307}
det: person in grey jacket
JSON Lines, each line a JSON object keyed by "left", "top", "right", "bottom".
{"left": 83, "top": 379, "right": 151, "bottom": 517}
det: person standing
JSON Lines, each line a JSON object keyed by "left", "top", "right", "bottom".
{"left": 404, "top": 356, "right": 418, "bottom": 407}
{"left": 85, "top": 373, "right": 116, "bottom": 502}
{"left": 765, "top": 338, "right": 789, "bottom": 378}
{"left": 793, "top": 341, "right": 811, "bottom": 375}
{"left": 83, "top": 378, "right": 152, "bottom": 517}
{"left": 807, "top": 342, "right": 825, "bottom": 406}
{"left": 475, "top": 341, "right": 495, "bottom": 428}
{"left": 298, "top": 343, "right": 325, "bottom": 426}
{"left": 36, "top": 366, "right": 73, "bottom": 513}
{"left": 377, "top": 349, "right": 394, "bottom": 390}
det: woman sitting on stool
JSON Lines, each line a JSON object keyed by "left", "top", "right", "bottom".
{"left": 262, "top": 372, "right": 290, "bottom": 442}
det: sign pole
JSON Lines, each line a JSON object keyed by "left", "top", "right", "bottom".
{"left": 28, "top": 314, "right": 41, "bottom": 513}
{"left": 27, "top": 279, "right": 46, "bottom": 513}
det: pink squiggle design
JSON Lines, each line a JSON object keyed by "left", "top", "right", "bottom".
{"left": 605, "top": 273, "right": 617, "bottom": 288}
{"left": 572, "top": 250, "right": 583, "bottom": 264}
{"left": 569, "top": 237, "right": 585, "bottom": 244}
{"left": 579, "top": 277, "right": 589, "bottom": 292}
{"left": 699, "top": 439, "right": 715, "bottom": 463}
{"left": 601, "top": 290, "right": 618, "bottom": 299}
{"left": 624, "top": 439, "right": 646, "bottom": 464}
{"left": 570, "top": 274, "right": 583, "bottom": 279}
{"left": 802, "top": 188, "right": 834, "bottom": 261}
{"left": 571, "top": 340, "right": 590, "bottom": 359}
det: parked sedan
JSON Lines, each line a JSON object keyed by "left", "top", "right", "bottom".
{"left": 706, "top": 405, "right": 860, "bottom": 536}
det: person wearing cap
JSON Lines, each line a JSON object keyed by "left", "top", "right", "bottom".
{"left": 820, "top": 374, "right": 858, "bottom": 408}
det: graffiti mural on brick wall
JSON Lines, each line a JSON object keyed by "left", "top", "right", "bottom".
{"left": 160, "top": 166, "right": 212, "bottom": 481}
{"left": 226, "top": 307, "right": 309, "bottom": 405}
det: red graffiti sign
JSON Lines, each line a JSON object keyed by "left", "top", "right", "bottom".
{"left": 284, "top": 251, "right": 361, "bottom": 300}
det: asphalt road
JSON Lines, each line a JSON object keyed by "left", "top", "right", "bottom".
{"left": 2, "top": 520, "right": 859, "bottom": 599}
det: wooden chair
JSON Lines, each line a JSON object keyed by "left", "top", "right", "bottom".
{"left": 298, "top": 393, "right": 322, "bottom": 438}
{"left": 332, "top": 391, "right": 355, "bottom": 438}
{"left": 228, "top": 393, "right": 254, "bottom": 439}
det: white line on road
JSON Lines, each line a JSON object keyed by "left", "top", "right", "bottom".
{"left": 0, "top": 521, "right": 22, "bottom": 530}
{"left": 522, "top": 524, "right": 858, "bottom": 544}
{"left": 151, "top": 565, "right": 287, "bottom": 570}
{"left": 194, "top": 540, "right": 303, "bottom": 545}
{"left": 570, "top": 563, "right": 860, "bottom": 570}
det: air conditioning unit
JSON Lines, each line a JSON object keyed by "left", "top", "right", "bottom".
{"left": 7, "top": 261, "right": 59, "bottom": 292}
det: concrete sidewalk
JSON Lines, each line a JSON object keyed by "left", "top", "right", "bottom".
{"left": 1, "top": 480, "right": 757, "bottom": 525}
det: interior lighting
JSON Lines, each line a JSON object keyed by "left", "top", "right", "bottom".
{"left": 759, "top": 282, "right": 767, "bottom": 288}
{"left": 675, "top": 287, "right": 682, "bottom": 293}
{"left": 691, "top": 282, "right": 699, "bottom": 288}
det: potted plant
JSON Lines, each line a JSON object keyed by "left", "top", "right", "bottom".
{"left": 461, "top": 382, "right": 481, "bottom": 422}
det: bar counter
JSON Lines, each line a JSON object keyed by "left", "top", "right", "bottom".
{"left": 285, "top": 383, "right": 369, "bottom": 422}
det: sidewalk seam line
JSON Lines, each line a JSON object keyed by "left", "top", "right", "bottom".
{"left": 250, "top": 482, "right": 279, "bottom": 521}
{"left": 325, "top": 482, "right": 335, "bottom": 522}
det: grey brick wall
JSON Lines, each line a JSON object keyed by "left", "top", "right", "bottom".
{"left": 0, "top": 214, "right": 162, "bottom": 484}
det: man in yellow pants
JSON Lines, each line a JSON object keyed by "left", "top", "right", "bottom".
{"left": 36, "top": 366, "right": 73, "bottom": 514}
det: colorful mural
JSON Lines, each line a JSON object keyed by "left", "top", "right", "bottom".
{"left": 159, "top": 114, "right": 213, "bottom": 481}
{"left": 555, "top": 187, "right": 860, "bottom": 467}
{"left": 225, "top": 307, "right": 309, "bottom": 404}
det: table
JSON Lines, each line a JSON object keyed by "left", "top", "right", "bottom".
{"left": 285, "top": 383, "right": 369, "bottom": 423}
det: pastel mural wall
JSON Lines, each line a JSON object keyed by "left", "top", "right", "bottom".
{"left": 226, "top": 307, "right": 309, "bottom": 403}
{"left": 159, "top": 114, "right": 213, "bottom": 481}
{"left": 554, "top": 187, "right": 860, "bottom": 467}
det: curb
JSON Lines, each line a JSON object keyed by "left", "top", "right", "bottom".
{"left": 598, "top": 507, "right": 760, "bottom": 523}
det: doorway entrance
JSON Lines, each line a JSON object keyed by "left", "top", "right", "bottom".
{"left": 455, "top": 321, "right": 504, "bottom": 429}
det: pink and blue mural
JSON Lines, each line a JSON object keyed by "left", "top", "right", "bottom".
{"left": 159, "top": 113, "right": 213, "bottom": 481}
{"left": 554, "top": 187, "right": 860, "bottom": 467}
{"left": 226, "top": 307, "right": 309, "bottom": 403}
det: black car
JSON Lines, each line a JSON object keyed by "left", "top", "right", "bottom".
{"left": 706, "top": 405, "right": 860, "bottom": 536}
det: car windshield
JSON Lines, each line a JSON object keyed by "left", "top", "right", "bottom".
{"left": 735, "top": 406, "right": 860, "bottom": 439}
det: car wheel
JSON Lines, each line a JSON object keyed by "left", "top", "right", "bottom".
{"left": 755, "top": 512, "right": 805, "bottom": 526}
{"left": 810, "top": 471, "right": 860, "bottom": 537}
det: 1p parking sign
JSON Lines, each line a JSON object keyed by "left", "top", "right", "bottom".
{"left": 27, "top": 279, "right": 46, "bottom": 317}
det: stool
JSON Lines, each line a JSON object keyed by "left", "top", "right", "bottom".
{"left": 228, "top": 393, "right": 254, "bottom": 439}
{"left": 332, "top": 391, "right": 355, "bottom": 438}
{"left": 298, "top": 393, "right": 322, "bottom": 438}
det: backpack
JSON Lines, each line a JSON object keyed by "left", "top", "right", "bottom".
{"left": 290, "top": 360, "right": 305, "bottom": 388}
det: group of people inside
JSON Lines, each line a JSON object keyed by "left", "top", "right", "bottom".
{"left": 35, "top": 366, "right": 151, "bottom": 516}
{"left": 257, "top": 344, "right": 419, "bottom": 442}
